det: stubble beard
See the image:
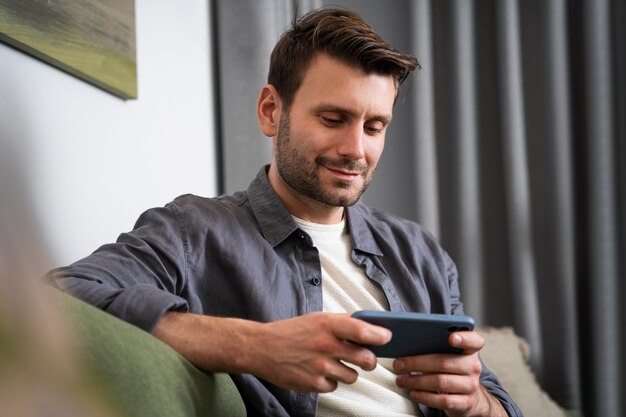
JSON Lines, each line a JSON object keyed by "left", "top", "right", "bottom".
{"left": 275, "top": 112, "right": 375, "bottom": 208}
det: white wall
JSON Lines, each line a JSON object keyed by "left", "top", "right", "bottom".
{"left": 0, "top": 0, "right": 217, "bottom": 268}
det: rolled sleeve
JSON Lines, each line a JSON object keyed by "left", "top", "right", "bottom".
{"left": 106, "top": 284, "right": 189, "bottom": 331}
{"left": 47, "top": 205, "right": 189, "bottom": 332}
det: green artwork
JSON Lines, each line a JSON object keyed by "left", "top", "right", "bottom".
{"left": 0, "top": 0, "right": 137, "bottom": 99}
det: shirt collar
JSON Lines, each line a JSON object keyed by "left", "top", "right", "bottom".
{"left": 247, "top": 166, "right": 300, "bottom": 247}
{"left": 247, "top": 165, "right": 383, "bottom": 257}
{"left": 346, "top": 204, "right": 384, "bottom": 256}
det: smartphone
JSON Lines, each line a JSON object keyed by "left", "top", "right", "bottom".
{"left": 351, "top": 310, "right": 475, "bottom": 358}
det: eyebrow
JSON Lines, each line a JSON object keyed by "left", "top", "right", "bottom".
{"left": 314, "top": 104, "right": 393, "bottom": 125}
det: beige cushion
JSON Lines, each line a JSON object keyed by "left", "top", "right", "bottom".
{"left": 477, "top": 327, "right": 568, "bottom": 417}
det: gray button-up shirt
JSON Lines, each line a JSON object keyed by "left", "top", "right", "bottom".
{"left": 49, "top": 166, "right": 522, "bottom": 417}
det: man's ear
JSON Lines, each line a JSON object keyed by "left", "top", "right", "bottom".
{"left": 257, "top": 85, "right": 282, "bottom": 137}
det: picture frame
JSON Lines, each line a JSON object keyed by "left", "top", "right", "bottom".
{"left": 0, "top": 0, "right": 137, "bottom": 99}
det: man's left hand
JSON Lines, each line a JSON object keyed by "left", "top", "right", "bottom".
{"left": 393, "top": 331, "right": 508, "bottom": 417}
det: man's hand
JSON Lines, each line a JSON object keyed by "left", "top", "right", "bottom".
{"left": 152, "top": 311, "right": 391, "bottom": 393}
{"left": 393, "top": 331, "right": 508, "bottom": 417}
{"left": 246, "top": 312, "right": 391, "bottom": 392}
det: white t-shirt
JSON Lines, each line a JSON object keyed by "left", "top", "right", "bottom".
{"left": 293, "top": 217, "right": 420, "bottom": 417}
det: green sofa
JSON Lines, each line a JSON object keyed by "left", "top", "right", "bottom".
{"left": 53, "top": 289, "right": 574, "bottom": 417}
{"left": 54, "top": 289, "right": 246, "bottom": 417}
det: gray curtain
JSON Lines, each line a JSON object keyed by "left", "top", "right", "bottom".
{"left": 212, "top": 0, "right": 322, "bottom": 192}
{"left": 212, "top": 1, "right": 625, "bottom": 415}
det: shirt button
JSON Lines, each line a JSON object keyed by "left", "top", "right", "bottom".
{"left": 311, "top": 276, "right": 321, "bottom": 286}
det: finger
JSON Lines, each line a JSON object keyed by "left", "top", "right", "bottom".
{"left": 331, "top": 315, "right": 392, "bottom": 346}
{"left": 407, "top": 390, "right": 473, "bottom": 414}
{"left": 448, "top": 331, "right": 484, "bottom": 354}
{"left": 335, "top": 340, "right": 378, "bottom": 371}
{"left": 323, "top": 360, "right": 360, "bottom": 386}
{"left": 393, "top": 353, "right": 482, "bottom": 376}
{"left": 310, "top": 376, "right": 339, "bottom": 393}
{"left": 396, "top": 372, "right": 478, "bottom": 395}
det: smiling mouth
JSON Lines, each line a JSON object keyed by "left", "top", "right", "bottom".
{"left": 323, "top": 165, "right": 363, "bottom": 181}
{"left": 316, "top": 156, "right": 367, "bottom": 180}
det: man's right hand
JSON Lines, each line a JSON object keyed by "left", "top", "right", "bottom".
{"left": 152, "top": 311, "right": 391, "bottom": 393}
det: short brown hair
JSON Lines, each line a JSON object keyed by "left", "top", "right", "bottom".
{"left": 268, "top": 7, "right": 420, "bottom": 109}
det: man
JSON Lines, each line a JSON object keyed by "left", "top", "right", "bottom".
{"left": 48, "top": 8, "right": 522, "bottom": 417}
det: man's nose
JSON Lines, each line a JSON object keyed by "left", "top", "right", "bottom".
{"left": 337, "top": 124, "right": 365, "bottom": 159}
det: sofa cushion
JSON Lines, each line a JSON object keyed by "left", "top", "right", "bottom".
{"left": 478, "top": 327, "right": 568, "bottom": 417}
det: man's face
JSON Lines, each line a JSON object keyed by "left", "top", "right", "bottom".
{"left": 272, "top": 54, "right": 396, "bottom": 210}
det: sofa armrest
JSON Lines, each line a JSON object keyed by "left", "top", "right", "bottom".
{"left": 51, "top": 288, "right": 246, "bottom": 417}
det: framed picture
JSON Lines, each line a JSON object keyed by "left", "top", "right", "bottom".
{"left": 0, "top": 0, "right": 137, "bottom": 99}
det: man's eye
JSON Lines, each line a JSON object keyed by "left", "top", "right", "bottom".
{"left": 365, "top": 124, "right": 383, "bottom": 134}
{"left": 322, "top": 116, "right": 342, "bottom": 126}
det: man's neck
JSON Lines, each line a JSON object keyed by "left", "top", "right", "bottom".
{"left": 267, "top": 165, "right": 345, "bottom": 224}
{"left": 278, "top": 191, "right": 345, "bottom": 225}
